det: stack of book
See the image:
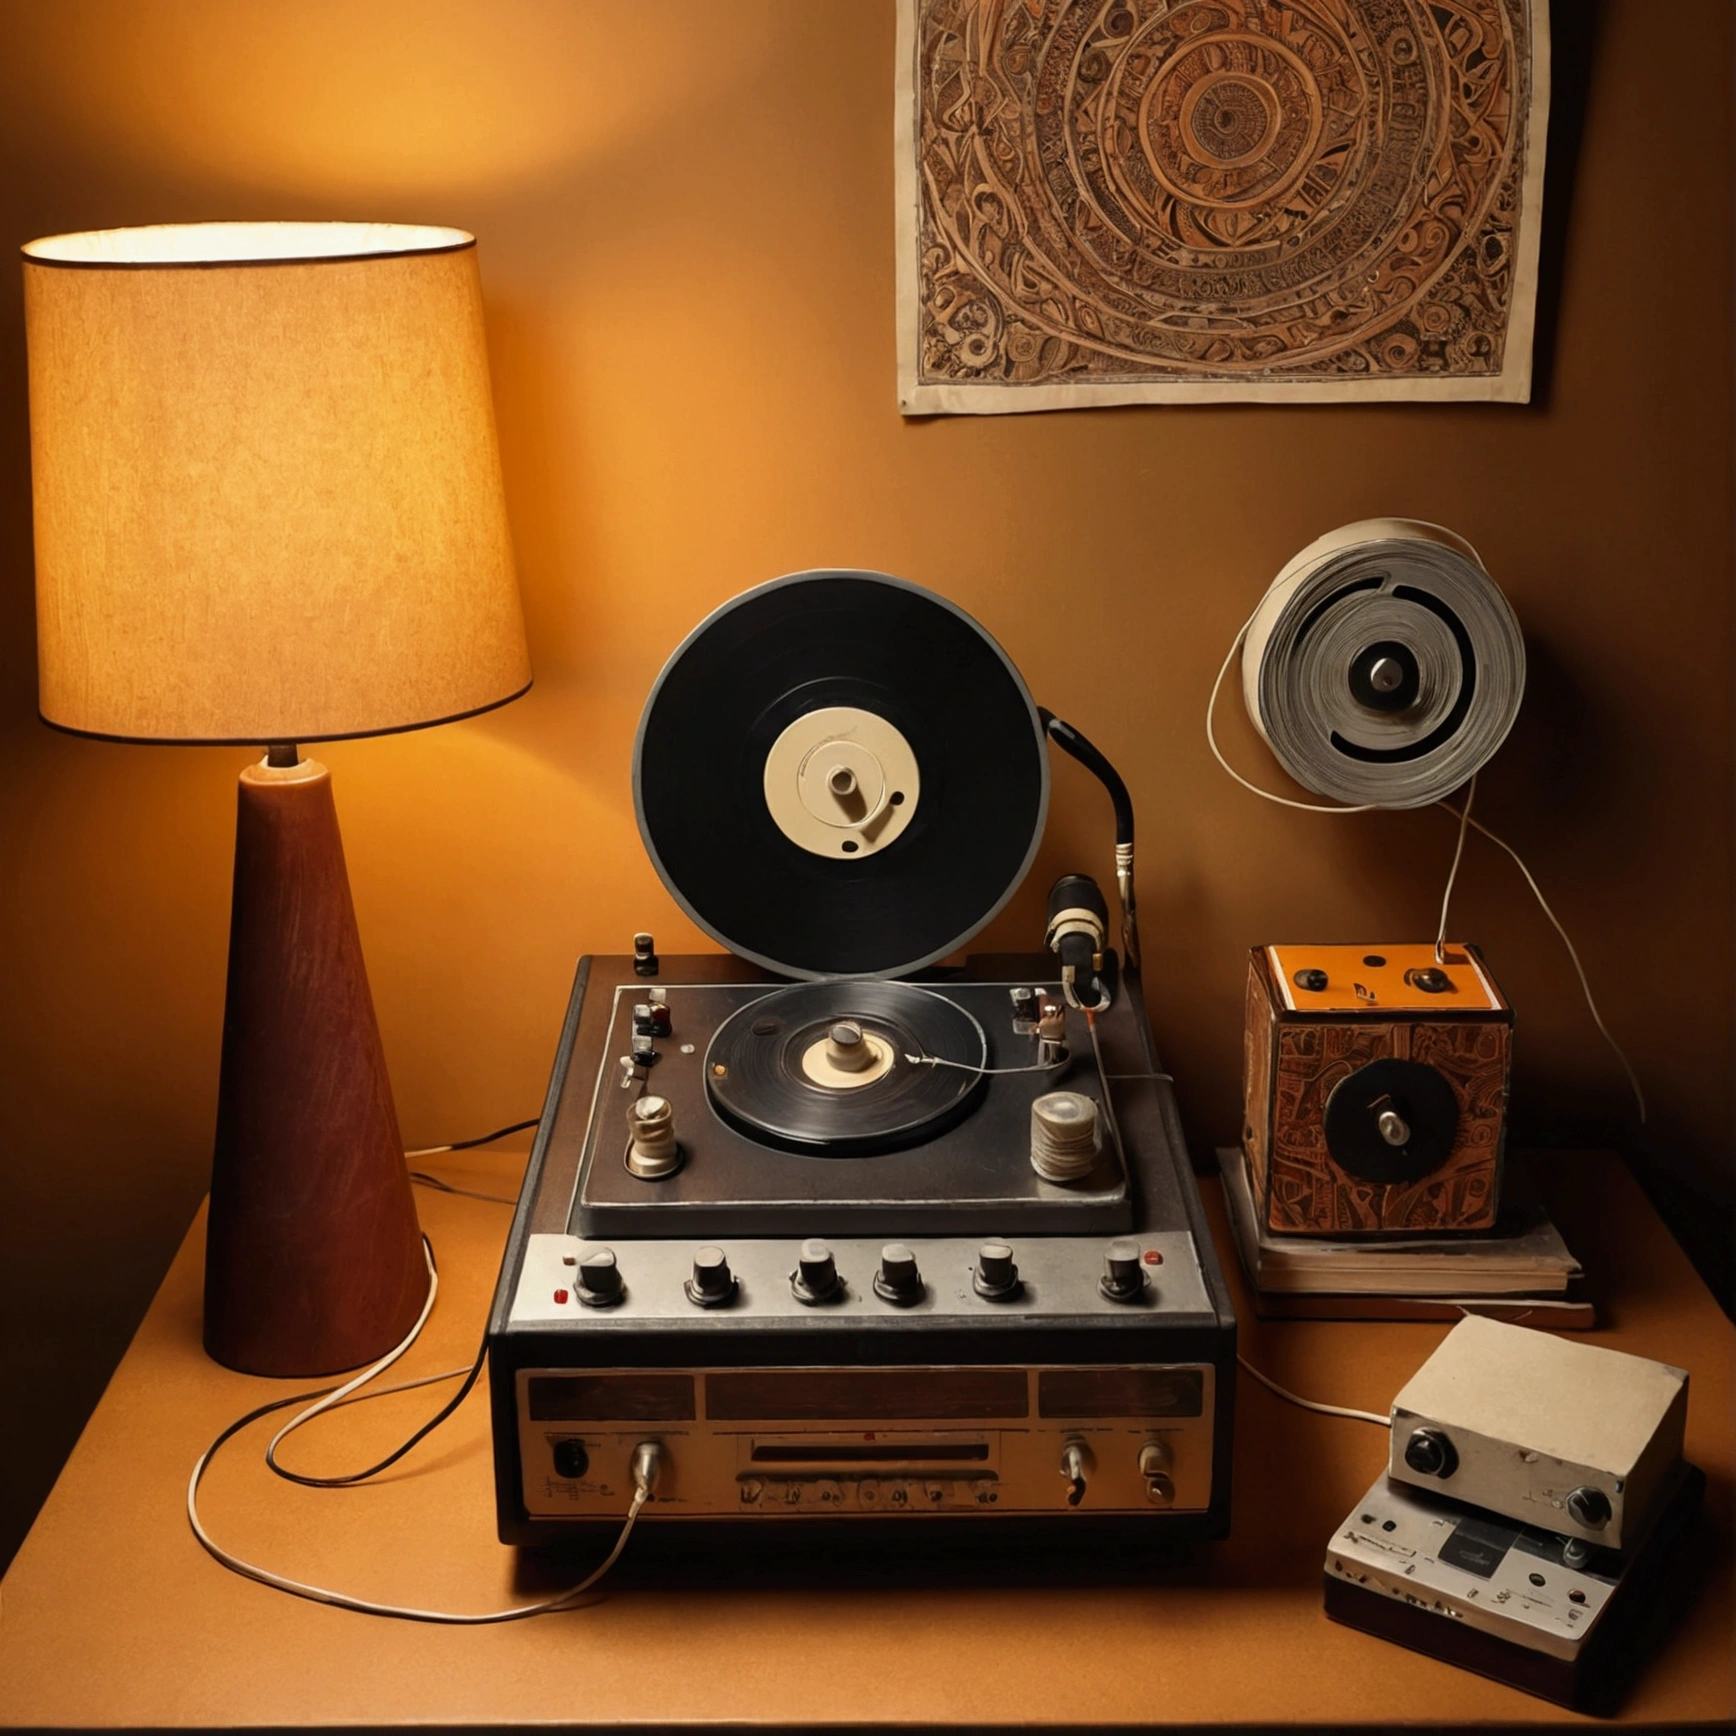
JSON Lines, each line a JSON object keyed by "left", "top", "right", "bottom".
{"left": 1215, "top": 1144, "right": 1592, "bottom": 1325}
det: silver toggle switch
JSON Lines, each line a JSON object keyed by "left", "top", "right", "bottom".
{"left": 1060, "top": 1440, "right": 1089, "bottom": 1507}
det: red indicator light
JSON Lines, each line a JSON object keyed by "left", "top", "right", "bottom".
{"left": 1142, "top": 1249, "right": 1164, "bottom": 1266}
{"left": 553, "top": 1288, "right": 570, "bottom": 1304}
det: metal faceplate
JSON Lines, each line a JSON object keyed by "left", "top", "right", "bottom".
{"left": 1326, "top": 1476, "right": 1623, "bottom": 1662}
{"left": 570, "top": 980, "right": 1134, "bottom": 1237}
{"left": 511, "top": 1228, "right": 1210, "bottom": 1325}
{"left": 515, "top": 1362, "right": 1216, "bottom": 1520}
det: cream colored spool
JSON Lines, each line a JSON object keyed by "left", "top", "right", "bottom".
{"left": 798, "top": 1022, "right": 896, "bottom": 1089}
{"left": 762, "top": 705, "right": 920, "bottom": 859}
{"left": 1242, "top": 519, "right": 1525, "bottom": 808}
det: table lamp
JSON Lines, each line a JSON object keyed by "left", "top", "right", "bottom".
{"left": 22, "top": 222, "right": 531, "bottom": 1378}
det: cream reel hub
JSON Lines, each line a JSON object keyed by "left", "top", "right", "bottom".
{"left": 763, "top": 705, "right": 920, "bottom": 860}
{"left": 798, "top": 1019, "right": 897, "bottom": 1089}
{"left": 1242, "top": 519, "right": 1525, "bottom": 808}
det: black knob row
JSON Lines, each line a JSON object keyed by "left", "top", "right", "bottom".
{"left": 569, "top": 1241, "right": 1156, "bottom": 1309}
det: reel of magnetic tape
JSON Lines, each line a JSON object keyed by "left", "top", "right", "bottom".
{"left": 1238, "top": 518, "right": 1525, "bottom": 810}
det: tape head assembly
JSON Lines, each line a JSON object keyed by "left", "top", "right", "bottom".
{"left": 633, "top": 569, "right": 1049, "bottom": 979}
{"left": 1242, "top": 518, "right": 1526, "bottom": 807}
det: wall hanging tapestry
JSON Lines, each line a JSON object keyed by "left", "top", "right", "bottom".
{"left": 896, "top": 0, "right": 1549, "bottom": 413}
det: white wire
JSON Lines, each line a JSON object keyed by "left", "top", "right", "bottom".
{"left": 1205, "top": 618, "right": 1383, "bottom": 814}
{"left": 903, "top": 1051, "right": 1073, "bottom": 1076}
{"left": 1433, "top": 772, "right": 1476, "bottom": 962}
{"left": 262, "top": 1246, "right": 442, "bottom": 1467}
{"left": 1236, "top": 1354, "right": 1391, "bottom": 1428}
{"left": 187, "top": 1243, "right": 652, "bottom": 1623}
{"left": 1437, "top": 801, "right": 1647, "bottom": 1124}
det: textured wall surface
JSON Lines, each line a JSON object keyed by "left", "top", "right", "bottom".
{"left": 0, "top": 0, "right": 1729, "bottom": 1571}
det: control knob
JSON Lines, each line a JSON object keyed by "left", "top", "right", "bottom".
{"left": 1402, "top": 1427, "right": 1458, "bottom": 1479}
{"left": 1099, "top": 1238, "right": 1146, "bottom": 1302}
{"left": 874, "top": 1243, "right": 924, "bottom": 1307}
{"left": 973, "top": 1241, "right": 1022, "bottom": 1301}
{"left": 685, "top": 1246, "right": 736, "bottom": 1308}
{"left": 790, "top": 1239, "right": 842, "bottom": 1304}
{"left": 576, "top": 1247, "right": 624, "bottom": 1308}
{"left": 552, "top": 1439, "right": 590, "bottom": 1480}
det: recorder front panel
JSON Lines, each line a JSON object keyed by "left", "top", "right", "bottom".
{"left": 514, "top": 1363, "right": 1216, "bottom": 1519}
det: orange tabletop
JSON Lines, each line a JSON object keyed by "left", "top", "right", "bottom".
{"left": 1, "top": 1147, "right": 1730, "bottom": 1731}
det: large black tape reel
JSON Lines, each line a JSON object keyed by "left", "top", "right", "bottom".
{"left": 633, "top": 570, "right": 1049, "bottom": 979}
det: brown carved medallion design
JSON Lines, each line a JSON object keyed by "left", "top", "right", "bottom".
{"left": 901, "top": 0, "right": 1546, "bottom": 407}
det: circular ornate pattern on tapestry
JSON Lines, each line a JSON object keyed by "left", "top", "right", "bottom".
{"left": 913, "top": 0, "right": 1534, "bottom": 384}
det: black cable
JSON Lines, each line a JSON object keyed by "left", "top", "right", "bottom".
{"left": 263, "top": 1240, "right": 490, "bottom": 1489}
{"left": 1039, "top": 710, "right": 1134, "bottom": 846}
{"left": 409, "top": 1172, "right": 517, "bottom": 1205}
{"left": 265, "top": 1342, "right": 488, "bottom": 1488}
{"left": 410, "top": 1115, "right": 538, "bottom": 1154}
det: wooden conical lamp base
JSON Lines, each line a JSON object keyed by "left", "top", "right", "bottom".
{"left": 203, "top": 758, "right": 428, "bottom": 1376}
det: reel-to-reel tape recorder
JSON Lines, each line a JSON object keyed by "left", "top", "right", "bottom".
{"left": 487, "top": 570, "right": 1235, "bottom": 1553}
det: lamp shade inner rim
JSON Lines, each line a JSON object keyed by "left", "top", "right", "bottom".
{"left": 23, "top": 222, "right": 474, "bottom": 268}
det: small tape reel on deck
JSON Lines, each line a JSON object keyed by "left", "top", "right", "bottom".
{"left": 1225, "top": 521, "right": 1527, "bottom": 1235}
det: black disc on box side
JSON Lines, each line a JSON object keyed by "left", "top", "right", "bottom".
{"left": 632, "top": 570, "right": 1049, "bottom": 979}
{"left": 1324, "top": 1059, "right": 1460, "bottom": 1184}
{"left": 706, "top": 981, "right": 988, "bottom": 1156}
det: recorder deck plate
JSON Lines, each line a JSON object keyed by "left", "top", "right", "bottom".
{"left": 570, "top": 977, "right": 1132, "bottom": 1237}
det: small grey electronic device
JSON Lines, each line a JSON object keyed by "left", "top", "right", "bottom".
{"left": 1324, "top": 1464, "right": 1704, "bottom": 1713}
{"left": 1388, "top": 1316, "right": 1688, "bottom": 1550}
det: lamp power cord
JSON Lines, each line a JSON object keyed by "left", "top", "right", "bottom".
{"left": 189, "top": 1128, "right": 660, "bottom": 1622}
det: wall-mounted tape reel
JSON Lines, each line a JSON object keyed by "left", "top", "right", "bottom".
{"left": 1241, "top": 519, "right": 1525, "bottom": 807}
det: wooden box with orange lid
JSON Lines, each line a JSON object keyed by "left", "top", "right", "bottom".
{"left": 1242, "top": 943, "right": 1511, "bottom": 1236}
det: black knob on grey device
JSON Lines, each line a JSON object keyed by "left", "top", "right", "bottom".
{"left": 874, "top": 1243, "right": 924, "bottom": 1306}
{"left": 973, "top": 1240, "right": 1022, "bottom": 1301}
{"left": 576, "top": 1248, "right": 624, "bottom": 1307}
{"left": 1565, "top": 1485, "right": 1612, "bottom": 1529}
{"left": 1099, "top": 1238, "right": 1145, "bottom": 1303}
{"left": 1403, "top": 1426, "right": 1458, "bottom": 1479}
{"left": 685, "top": 1245, "right": 736, "bottom": 1308}
{"left": 791, "top": 1238, "right": 841, "bottom": 1304}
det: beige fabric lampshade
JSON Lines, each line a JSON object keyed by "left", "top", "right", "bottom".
{"left": 23, "top": 222, "right": 531, "bottom": 743}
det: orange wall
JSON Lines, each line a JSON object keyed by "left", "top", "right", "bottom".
{"left": 1, "top": 1, "right": 1731, "bottom": 1566}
